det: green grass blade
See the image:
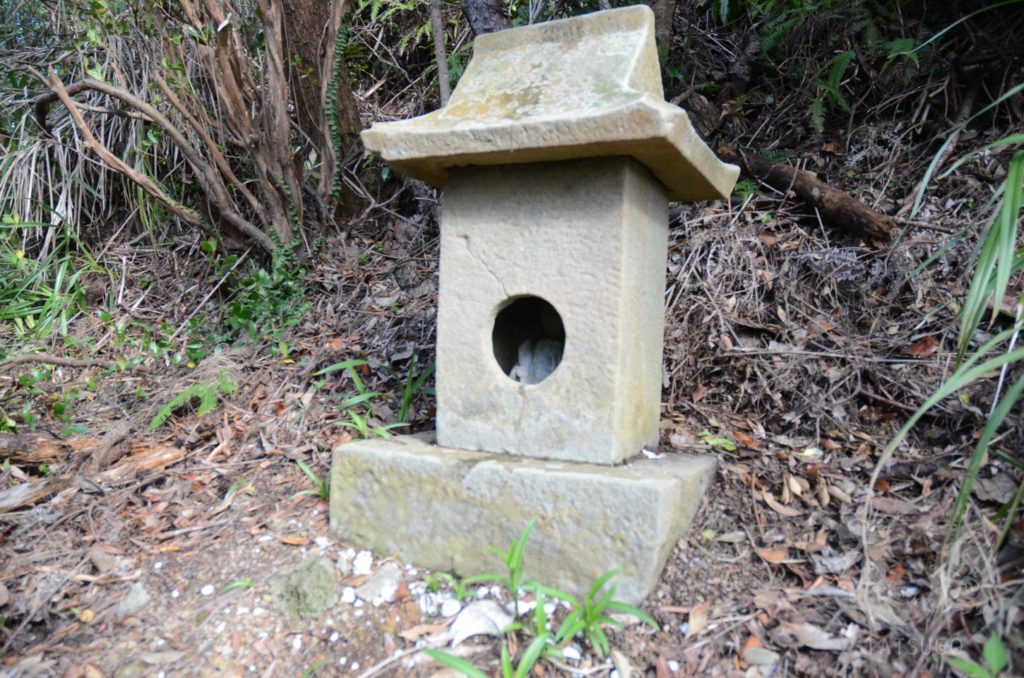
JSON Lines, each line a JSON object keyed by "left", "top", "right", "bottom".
{"left": 607, "top": 601, "right": 660, "bottom": 630}
{"left": 941, "top": 133, "right": 1024, "bottom": 178}
{"left": 877, "top": 344, "right": 1024, "bottom": 475}
{"left": 295, "top": 459, "right": 322, "bottom": 485}
{"left": 423, "top": 649, "right": 488, "bottom": 678}
{"left": 336, "top": 391, "right": 385, "bottom": 410}
{"left": 586, "top": 568, "right": 621, "bottom": 601}
{"left": 509, "top": 517, "right": 536, "bottom": 569}
{"left": 515, "top": 635, "right": 550, "bottom": 678}
{"left": 313, "top": 358, "right": 368, "bottom": 377}
{"left": 947, "top": 372, "right": 1024, "bottom": 543}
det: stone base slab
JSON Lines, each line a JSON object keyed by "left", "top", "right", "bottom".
{"left": 329, "top": 433, "right": 715, "bottom": 604}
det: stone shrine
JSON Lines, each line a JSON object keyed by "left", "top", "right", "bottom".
{"left": 330, "top": 5, "right": 738, "bottom": 603}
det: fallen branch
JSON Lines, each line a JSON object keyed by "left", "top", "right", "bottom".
{"left": 0, "top": 353, "right": 108, "bottom": 373}
{"left": 42, "top": 70, "right": 277, "bottom": 253}
{"left": 0, "top": 477, "right": 70, "bottom": 513}
{"left": 718, "top": 145, "right": 894, "bottom": 244}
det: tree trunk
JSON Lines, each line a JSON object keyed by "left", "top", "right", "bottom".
{"left": 318, "top": 0, "right": 364, "bottom": 213}
{"left": 282, "top": 0, "right": 331, "bottom": 149}
{"left": 461, "top": 0, "right": 509, "bottom": 36}
{"left": 430, "top": 0, "right": 451, "bottom": 105}
{"left": 650, "top": 0, "right": 676, "bottom": 64}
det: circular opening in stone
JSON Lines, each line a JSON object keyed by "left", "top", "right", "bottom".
{"left": 492, "top": 296, "right": 565, "bottom": 385}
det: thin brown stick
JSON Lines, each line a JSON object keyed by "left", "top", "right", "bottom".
{"left": 0, "top": 353, "right": 108, "bottom": 373}
{"left": 46, "top": 70, "right": 208, "bottom": 229}
{"left": 153, "top": 74, "right": 267, "bottom": 226}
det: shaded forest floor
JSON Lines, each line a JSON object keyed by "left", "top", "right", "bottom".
{"left": 3, "top": 4, "right": 1024, "bottom": 677}
{"left": 2, "top": 180, "right": 1021, "bottom": 676}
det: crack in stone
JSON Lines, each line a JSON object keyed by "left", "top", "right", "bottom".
{"left": 458, "top": 232, "right": 509, "bottom": 298}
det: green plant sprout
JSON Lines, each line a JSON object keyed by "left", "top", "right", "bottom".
{"left": 294, "top": 459, "right": 330, "bottom": 500}
{"left": 424, "top": 571, "right": 494, "bottom": 602}
{"left": 547, "top": 568, "right": 659, "bottom": 658}
{"left": 485, "top": 517, "right": 537, "bottom": 617}
{"left": 147, "top": 370, "right": 235, "bottom": 432}
{"left": 425, "top": 518, "right": 660, "bottom": 675}
{"left": 946, "top": 634, "right": 1013, "bottom": 678}
{"left": 396, "top": 357, "right": 435, "bottom": 426}
{"left": 698, "top": 431, "right": 737, "bottom": 451}
{"left": 315, "top": 358, "right": 405, "bottom": 439}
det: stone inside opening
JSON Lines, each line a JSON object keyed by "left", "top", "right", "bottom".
{"left": 492, "top": 296, "right": 565, "bottom": 385}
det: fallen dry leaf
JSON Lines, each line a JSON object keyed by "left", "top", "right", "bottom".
{"left": 743, "top": 647, "right": 781, "bottom": 666}
{"left": 611, "top": 649, "right": 634, "bottom": 678}
{"left": 451, "top": 600, "right": 513, "bottom": 647}
{"left": 812, "top": 550, "right": 861, "bottom": 575}
{"left": 734, "top": 431, "right": 758, "bottom": 448}
{"left": 886, "top": 563, "right": 907, "bottom": 583}
{"left": 869, "top": 496, "right": 921, "bottom": 515}
{"left": 786, "top": 473, "right": 804, "bottom": 497}
{"left": 827, "top": 485, "right": 853, "bottom": 504}
{"left": 770, "top": 621, "right": 852, "bottom": 651}
{"left": 905, "top": 336, "right": 939, "bottom": 357}
{"left": 686, "top": 600, "right": 710, "bottom": 638}
{"left": 756, "top": 548, "right": 790, "bottom": 564}
{"left": 762, "top": 490, "right": 802, "bottom": 517}
{"left": 280, "top": 535, "right": 310, "bottom": 546}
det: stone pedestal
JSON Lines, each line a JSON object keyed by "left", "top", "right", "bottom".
{"left": 330, "top": 433, "right": 714, "bottom": 604}
{"left": 330, "top": 5, "right": 738, "bottom": 604}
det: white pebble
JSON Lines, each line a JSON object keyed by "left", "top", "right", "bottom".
{"left": 354, "top": 599, "right": 363, "bottom": 608}
{"left": 341, "top": 586, "right": 356, "bottom": 604}
{"left": 215, "top": 621, "right": 226, "bottom": 633}
{"left": 200, "top": 584, "right": 215, "bottom": 596}
{"left": 441, "top": 598, "right": 462, "bottom": 617}
{"left": 257, "top": 535, "right": 273, "bottom": 543}
{"left": 351, "top": 663, "right": 360, "bottom": 671}
{"left": 292, "top": 635, "right": 302, "bottom": 650}
{"left": 611, "top": 671, "right": 620, "bottom": 678}
{"left": 339, "top": 657, "right": 347, "bottom": 666}
{"left": 236, "top": 607, "right": 250, "bottom": 615}
{"left": 668, "top": 660, "right": 680, "bottom": 672}
{"left": 353, "top": 550, "right": 373, "bottom": 576}
{"left": 171, "top": 590, "right": 180, "bottom": 599}
{"left": 153, "top": 561, "right": 163, "bottom": 570}
{"left": 315, "top": 536, "right": 331, "bottom": 549}
{"left": 329, "top": 632, "right": 340, "bottom": 642}
{"left": 354, "top": 609, "right": 363, "bottom": 618}
{"left": 253, "top": 607, "right": 265, "bottom": 616}
{"left": 562, "top": 645, "right": 581, "bottom": 661}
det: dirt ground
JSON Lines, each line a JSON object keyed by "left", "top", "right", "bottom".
{"left": 2, "top": 181, "right": 1022, "bottom": 676}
